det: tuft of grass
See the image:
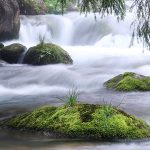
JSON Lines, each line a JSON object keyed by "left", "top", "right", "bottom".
{"left": 66, "top": 88, "right": 79, "bottom": 107}
{"left": 39, "top": 34, "right": 46, "bottom": 47}
{"left": 57, "top": 88, "right": 79, "bottom": 107}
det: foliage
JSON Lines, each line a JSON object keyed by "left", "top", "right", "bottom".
{"left": 4, "top": 103, "right": 150, "bottom": 139}
{"left": 44, "top": 0, "right": 72, "bottom": 13}
{"left": 58, "top": 0, "right": 126, "bottom": 19}
{"left": 58, "top": 88, "right": 79, "bottom": 107}
{"left": 18, "top": 0, "right": 48, "bottom": 14}
{"left": 66, "top": 88, "right": 79, "bottom": 107}
{"left": 130, "top": 0, "right": 150, "bottom": 50}
{"left": 105, "top": 72, "right": 150, "bottom": 91}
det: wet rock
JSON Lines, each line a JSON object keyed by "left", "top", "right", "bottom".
{"left": 0, "top": 0, "right": 20, "bottom": 41}
{"left": 23, "top": 43, "right": 73, "bottom": 65}
{"left": 0, "top": 43, "right": 26, "bottom": 64}
{"left": 105, "top": 72, "right": 150, "bottom": 91}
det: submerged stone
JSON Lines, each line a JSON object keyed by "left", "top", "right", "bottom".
{"left": 2, "top": 104, "right": 150, "bottom": 140}
{"left": 105, "top": 72, "right": 150, "bottom": 91}
{"left": 23, "top": 43, "right": 73, "bottom": 65}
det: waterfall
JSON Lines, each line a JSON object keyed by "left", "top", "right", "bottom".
{"left": 3, "top": 11, "right": 142, "bottom": 49}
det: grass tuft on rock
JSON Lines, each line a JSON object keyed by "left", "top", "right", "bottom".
{"left": 2, "top": 103, "right": 150, "bottom": 140}
{"left": 105, "top": 72, "right": 150, "bottom": 91}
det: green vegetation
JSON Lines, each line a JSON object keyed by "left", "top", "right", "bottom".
{"left": 130, "top": 0, "right": 150, "bottom": 49}
{"left": 18, "top": 0, "right": 48, "bottom": 14}
{"left": 23, "top": 43, "right": 73, "bottom": 65}
{"left": 19, "top": 0, "right": 72, "bottom": 14}
{"left": 44, "top": 0, "right": 72, "bottom": 13}
{"left": 3, "top": 103, "right": 150, "bottom": 140}
{"left": 58, "top": 89, "right": 79, "bottom": 107}
{"left": 105, "top": 72, "right": 150, "bottom": 91}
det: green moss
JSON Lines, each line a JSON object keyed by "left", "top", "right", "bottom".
{"left": 23, "top": 43, "right": 73, "bottom": 65}
{"left": 105, "top": 72, "right": 150, "bottom": 91}
{"left": 3, "top": 104, "right": 150, "bottom": 140}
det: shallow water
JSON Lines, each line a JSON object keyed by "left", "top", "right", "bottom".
{"left": 1, "top": 46, "right": 150, "bottom": 149}
{"left": 1, "top": 10, "right": 150, "bottom": 149}
{"left": 1, "top": 128, "right": 150, "bottom": 150}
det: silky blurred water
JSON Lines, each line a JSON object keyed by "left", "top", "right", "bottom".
{"left": 1, "top": 9, "right": 150, "bottom": 150}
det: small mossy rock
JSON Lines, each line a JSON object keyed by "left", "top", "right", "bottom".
{"left": 0, "top": 43, "right": 26, "bottom": 64}
{"left": 23, "top": 43, "right": 73, "bottom": 65}
{"left": 105, "top": 72, "right": 150, "bottom": 91}
{"left": 3, "top": 104, "right": 150, "bottom": 140}
{"left": 0, "top": 43, "right": 4, "bottom": 49}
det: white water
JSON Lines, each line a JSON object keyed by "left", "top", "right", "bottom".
{"left": 4, "top": 11, "right": 141, "bottom": 47}
{"left": 1, "top": 11, "right": 150, "bottom": 150}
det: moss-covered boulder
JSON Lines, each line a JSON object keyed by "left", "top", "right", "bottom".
{"left": 105, "top": 72, "right": 150, "bottom": 91}
{"left": 23, "top": 43, "right": 73, "bottom": 65}
{"left": 0, "top": 43, "right": 26, "bottom": 64}
{"left": 2, "top": 104, "right": 150, "bottom": 140}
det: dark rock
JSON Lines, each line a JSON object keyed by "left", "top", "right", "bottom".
{"left": 23, "top": 43, "right": 73, "bottom": 65}
{"left": 0, "top": 0, "right": 20, "bottom": 41}
{"left": 0, "top": 43, "right": 26, "bottom": 64}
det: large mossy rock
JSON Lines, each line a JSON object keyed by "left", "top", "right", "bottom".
{"left": 2, "top": 104, "right": 150, "bottom": 140}
{"left": 0, "top": 0, "right": 20, "bottom": 41}
{"left": 0, "top": 43, "right": 26, "bottom": 64}
{"left": 23, "top": 43, "right": 73, "bottom": 65}
{"left": 17, "top": 0, "right": 48, "bottom": 15}
{"left": 105, "top": 72, "right": 150, "bottom": 91}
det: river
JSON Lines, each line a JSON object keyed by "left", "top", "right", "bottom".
{"left": 1, "top": 11, "right": 150, "bottom": 149}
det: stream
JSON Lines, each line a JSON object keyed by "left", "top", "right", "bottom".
{"left": 1, "top": 11, "right": 150, "bottom": 149}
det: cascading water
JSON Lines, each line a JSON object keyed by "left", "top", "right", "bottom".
{"left": 4, "top": 11, "right": 140, "bottom": 47}
{"left": 1, "top": 9, "right": 150, "bottom": 150}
